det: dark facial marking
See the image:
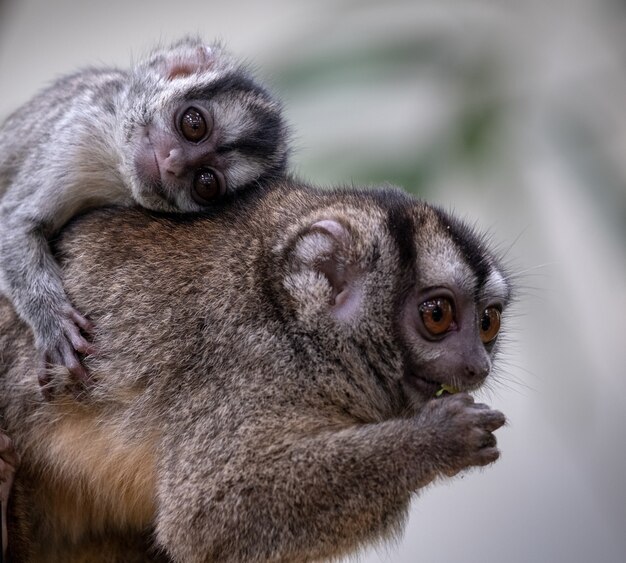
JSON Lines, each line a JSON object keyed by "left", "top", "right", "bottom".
{"left": 217, "top": 108, "right": 285, "bottom": 162}
{"left": 184, "top": 72, "right": 271, "bottom": 104}
{"left": 433, "top": 207, "right": 491, "bottom": 293}
{"left": 363, "top": 191, "right": 427, "bottom": 399}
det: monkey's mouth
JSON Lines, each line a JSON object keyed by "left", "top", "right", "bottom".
{"left": 408, "top": 374, "right": 468, "bottom": 398}
{"left": 407, "top": 374, "right": 442, "bottom": 397}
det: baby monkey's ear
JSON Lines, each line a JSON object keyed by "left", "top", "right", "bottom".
{"left": 163, "top": 44, "right": 215, "bottom": 80}
{"left": 292, "top": 219, "right": 364, "bottom": 322}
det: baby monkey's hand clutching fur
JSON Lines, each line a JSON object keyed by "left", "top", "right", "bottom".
{"left": 0, "top": 37, "right": 288, "bottom": 393}
{"left": 0, "top": 180, "right": 511, "bottom": 562}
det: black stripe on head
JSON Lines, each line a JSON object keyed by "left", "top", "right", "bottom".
{"left": 362, "top": 187, "right": 417, "bottom": 274}
{"left": 433, "top": 208, "right": 491, "bottom": 293}
{"left": 217, "top": 106, "right": 286, "bottom": 163}
{"left": 387, "top": 204, "right": 417, "bottom": 275}
{"left": 184, "top": 71, "right": 271, "bottom": 103}
{"left": 358, "top": 187, "right": 418, "bottom": 334}
{"left": 185, "top": 71, "right": 287, "bottom": 174}
{"left": 363, "top": 188, "right": 423, "bottom": 401}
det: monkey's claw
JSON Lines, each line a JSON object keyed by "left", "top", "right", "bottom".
{"left": 38, "top": 306, "right": 98, "bottom": 397}
{"left": 67, "top": 307, "right": 96, "bottom": 336}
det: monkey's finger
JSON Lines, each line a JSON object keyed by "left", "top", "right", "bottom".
{"left": 64, "top": 355, "right": 90, "bottom": 383}
{"left": 69, "top": 333, "right": 98, "bottom": 357}
{"left": 448, "top": 392, "right": 474, "bottom": 406}
{"left": 67, "top": 308, "right": 96, "bottom": 335}
{"left": 480, "top": 410, "right": 506, "bottom": 432}
{"left": 441, "top": 466, "right": 463, "bottom": 478}
{"left": 479, "top": 432, "right": 497, "bottom": 449}
{"left": 62, "top": 318, "right": 97, "bottom": 356}
{"left": 473, "top": 447, "right": 500, "bottom": 467}
{"left": 46, "top": 343, "right": 90, "bottom": 383}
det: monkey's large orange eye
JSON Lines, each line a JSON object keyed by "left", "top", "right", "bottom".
{"left": 180, "top": 107, "right": 208, "bottom": 142}
{"left": 191, "top": 168, "right": 225, "bottom": 205}
{"left": 419, "top": 298, "right": 454, "bottom": 336}
{"left": 479, "top": 307, "right": 501, "bottom": 344}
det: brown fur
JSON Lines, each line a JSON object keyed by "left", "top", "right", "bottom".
{"left": 0, "top": 179, "right": 509, "bottom": 562}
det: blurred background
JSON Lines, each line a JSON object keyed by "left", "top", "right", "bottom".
{"left": 1, "top": 0, "right": 625, "bottom": 561}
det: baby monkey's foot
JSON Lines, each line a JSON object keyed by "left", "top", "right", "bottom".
{"left": 38, "top": 306, "right": 97, "bottom": 398}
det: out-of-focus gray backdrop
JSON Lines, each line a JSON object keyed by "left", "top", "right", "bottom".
{"left": 1, "top": 1, "right": 625, "bottom": 562}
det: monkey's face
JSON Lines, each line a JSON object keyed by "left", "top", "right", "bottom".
{"left": 128, "top": 98, "right": 227, "bottom": 212}
{"left": 121, "top": 40, "right": 287, "bottom": 213}
{"left": 273, "top": 192, "right": 511, "bottom": 405}
{"left": 397, "top": 208, "right": 511, "bottom": 400}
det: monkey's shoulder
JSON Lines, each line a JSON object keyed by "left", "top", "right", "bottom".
{"left": 0, "top": 66, "right": 127, "bottom": 138}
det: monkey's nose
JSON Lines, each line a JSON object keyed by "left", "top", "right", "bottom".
{"left": 464, "top": 359, "right": 489, "bottom": 382}
{"left": 163, "top": 149, "right": 185, "bottom": 177}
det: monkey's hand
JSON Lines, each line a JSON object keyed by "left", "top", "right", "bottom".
{"left": 0, "top": 214, "right": 97, "bottom": 397}
{"left": 416, "top": 393, "right": 505, "bottom": 478}
{"left": 38, "top": 303, "right": 97, "bottom": 396}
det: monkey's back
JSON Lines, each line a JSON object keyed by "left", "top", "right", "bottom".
{"left": 0, "top": 200, "right": 252, "bottom": 560}
{"left": 0, "top": 182, "right": 415, "bottom": 561}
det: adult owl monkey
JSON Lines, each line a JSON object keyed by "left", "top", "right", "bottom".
{"left": 0, "top": 178, "right": 512, "bottom": 562}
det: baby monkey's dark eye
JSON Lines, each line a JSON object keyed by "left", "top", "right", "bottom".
{"left": 191, "top": 168, "right": 225, "bottom": 205}
{"left": 419, "top": 298, "right": 454, "bottom": 336}
{"left": 479, "top": 307, "right": 501, "bottom": 344}
{"left": 180, "top": 107, "right": 209, "bottom": 142}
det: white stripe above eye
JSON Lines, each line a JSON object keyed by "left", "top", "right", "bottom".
{"left": 481, "top": 267, "right": 509, "bottom": 302}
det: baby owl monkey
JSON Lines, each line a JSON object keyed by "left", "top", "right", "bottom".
{"left": 0, "top": 37, "right": 288, "bottom": 388}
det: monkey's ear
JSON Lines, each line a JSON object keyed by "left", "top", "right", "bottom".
{"left": 164, "top": 45, "right": 214, "bottom": 80}
{"left": 293, "top": 220, "right": 363, "bottom": 321}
